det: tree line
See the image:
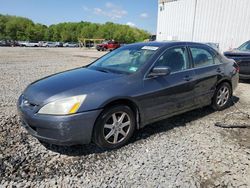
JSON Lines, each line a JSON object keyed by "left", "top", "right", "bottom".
{"left": 0, "top": 14, "right": 150, "bottom": 43}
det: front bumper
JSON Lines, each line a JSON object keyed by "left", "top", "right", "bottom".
{"left": 17, "top": 97, "right": 102, "bottom": 146}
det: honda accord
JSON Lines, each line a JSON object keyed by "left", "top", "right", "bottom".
{"left": 18, "top": 42, "right": 239, "bottom": 149}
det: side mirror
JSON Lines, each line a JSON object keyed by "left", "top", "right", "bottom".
{"left": 148, "top": 66, "right": 171, "bottom": 77}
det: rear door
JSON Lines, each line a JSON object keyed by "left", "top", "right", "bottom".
{"left": 188, "top": 45, "right": 224, "bottom": 106}
{"left": 139, "top": 46, "right": 196, "bottom": 123}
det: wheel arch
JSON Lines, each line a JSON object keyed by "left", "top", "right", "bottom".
{"left": 100, "top": 98, "right": 141, "bottom": 130}
{"left": 212, "top": 78, "right": 233, "bottom": 110}
{"left": 216, "top": 78, "right": 232, "bottom": 91}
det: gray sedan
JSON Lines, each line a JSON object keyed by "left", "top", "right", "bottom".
{"left": 18, "top": 42, "right": 239, "bottom": 149}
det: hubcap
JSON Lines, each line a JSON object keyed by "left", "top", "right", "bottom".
{"left": 216, "top": 86, "right": 230, "bottom": 107}
{"left": 103, "top": 112, "right": 131, "bottom": 144}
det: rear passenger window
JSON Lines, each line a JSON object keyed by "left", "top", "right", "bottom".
{"left": 155, "top": 47, "right": 189, "bottom": 73}
{"left": 213, "top": 54, "right": 222, "bottom": 64}
{"left": 190, "top": 47, "right": 214, "bottom": 68}
{"left": 209, "top": 49, "right": 222, "bottom": 65}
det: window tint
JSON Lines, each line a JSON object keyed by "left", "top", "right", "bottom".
{"left": 190, "top": 47, "right": 214, "bottom": 68}
{"left": 155, "top": 47, "right": 189, "bottom": 73}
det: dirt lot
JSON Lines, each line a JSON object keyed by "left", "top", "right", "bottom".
{"left": 0, "top": 47, "right": 250, "bottom": 187}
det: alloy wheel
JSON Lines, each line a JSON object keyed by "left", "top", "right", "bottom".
{"left": 103, "top": 112, "right": 131, "bottom": 144}
{"left": 216, "top": 86, "right": 230, "bottom": 107}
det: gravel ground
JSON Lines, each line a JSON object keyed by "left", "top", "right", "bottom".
{"left": 0, "top": 47, "right": 250, "bottom": 187}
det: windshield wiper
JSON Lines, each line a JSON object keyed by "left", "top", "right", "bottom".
{"left": 89, "top": 66, "right": 129, "bottom": 75}
{"left": 97, "top": 69, "right": 110, "bottom": 73}
{"left": 91, "top": 66, "right": 111, "bottom": 73}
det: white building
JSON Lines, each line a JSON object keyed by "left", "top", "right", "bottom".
{"left": 157, "top": 0, "right": 250, "bottom": 51}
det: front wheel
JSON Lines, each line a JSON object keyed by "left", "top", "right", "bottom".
{"left": 212, "top": 82, "right": 232, "bottom": 111}
{"left": 93, "top": 105, "right": 136, "bottom": 149}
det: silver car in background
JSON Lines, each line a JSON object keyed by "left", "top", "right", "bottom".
{"left": 63, "top": 42, "right": 79, "bottom": 47}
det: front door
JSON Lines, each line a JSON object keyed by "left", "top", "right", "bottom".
{"left": 137, "top": 46, "right": 196, "bottom": 124}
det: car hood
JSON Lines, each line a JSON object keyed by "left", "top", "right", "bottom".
{"left": 23, "top": 67, "right": 123, "bottom": 105}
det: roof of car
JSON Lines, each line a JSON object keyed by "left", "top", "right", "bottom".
{"left": 128, "top": 41, "right": 206, "bottom": 48}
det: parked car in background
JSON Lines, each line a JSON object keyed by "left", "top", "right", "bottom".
{"left": 18, "top": 42, "right": 239, "bottom": 149}
{"left": 0, "top": 40, "right": 11, "bottom": 47}
{"left": 63, "top": 42, "right": 79, "bottom": 47}
{"left": 38, "top": 41, "right": 47, "bottom": 47}
{"left": 45, "top": 42, "right": 56, "bottom": 47}
{"left": 43, "top": 42, "right": 63, "bottom": 47}
{"left": 96, "top": 41, "right": 120, "bottom": 51}
{"left": 19, "top": 41, "right": 28, "bottom": 47}
{"left": 0, "top": 40, "right": 19, "bottom": 47}
{"left": 22, "top": 41, "right": 39, "bottom": 47}
{"left": 55, "top": 42, "right": 63, "bottom": 47}
{"left": 224, "top": 40, "right": 250, "bottom": 80}
{"left": 85, "top": 41, "right": 94, "bottom": 48}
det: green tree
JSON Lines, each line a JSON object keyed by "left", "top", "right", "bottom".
{"left": 0, "top": 14, "right": 150, "bottom": 43}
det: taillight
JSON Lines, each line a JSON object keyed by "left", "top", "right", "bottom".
{"left": 236, "top": 66, "right": 240, "bottom": 73}
{"left": 234, "top": 62, "right": 240, "bottom": 73}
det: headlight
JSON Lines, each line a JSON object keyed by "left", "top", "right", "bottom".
{"left": 38, "top": 95, "right": 87, "bottom": 115}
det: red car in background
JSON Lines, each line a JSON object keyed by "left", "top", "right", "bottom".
{"left": 96, "top": 41, "right": 120, "bottom": 51}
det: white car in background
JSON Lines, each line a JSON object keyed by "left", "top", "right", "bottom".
{"left": 18, "top": 41, "right": 28, "bottom": 47}
{"left": 20, "top": 41, "right": 39, "bottom": 47}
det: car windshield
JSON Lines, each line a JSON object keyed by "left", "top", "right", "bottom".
{"left": 88, "top": 45, "right": 159, "bottom": 74}
{"left": 238, "top": 41, "right": 250, "bottom": 51}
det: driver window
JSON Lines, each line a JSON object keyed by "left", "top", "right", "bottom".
{"left": 155, "top": 47, "right": 189, "bottom": 73}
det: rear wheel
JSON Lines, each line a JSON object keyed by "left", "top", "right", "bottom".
{"left": 93, "top": 105, "right": 136, "bottom": 149}
{"left": 212, "top": 82, "right": 232, "bottom": 110}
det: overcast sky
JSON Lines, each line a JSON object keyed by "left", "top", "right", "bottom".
{"left": 0, "top": 0, "right": 158, "bottom": 33}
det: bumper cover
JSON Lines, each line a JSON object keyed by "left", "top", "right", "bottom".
{"left": 17, "top": 99, "right": 102, "bottom": 146}
{"left": 239, "top": 73, "right": 250, "bottom": 80}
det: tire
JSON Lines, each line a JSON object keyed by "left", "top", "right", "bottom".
{"left": 93, "top": 105, "right": 136, "bottom": 149}
{"left": 212, "top": 82, "right": 232, "bottom": 111}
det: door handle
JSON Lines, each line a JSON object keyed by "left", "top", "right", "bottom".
{"left": 183, "top": 75, "right": 192, "bottom": 81}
